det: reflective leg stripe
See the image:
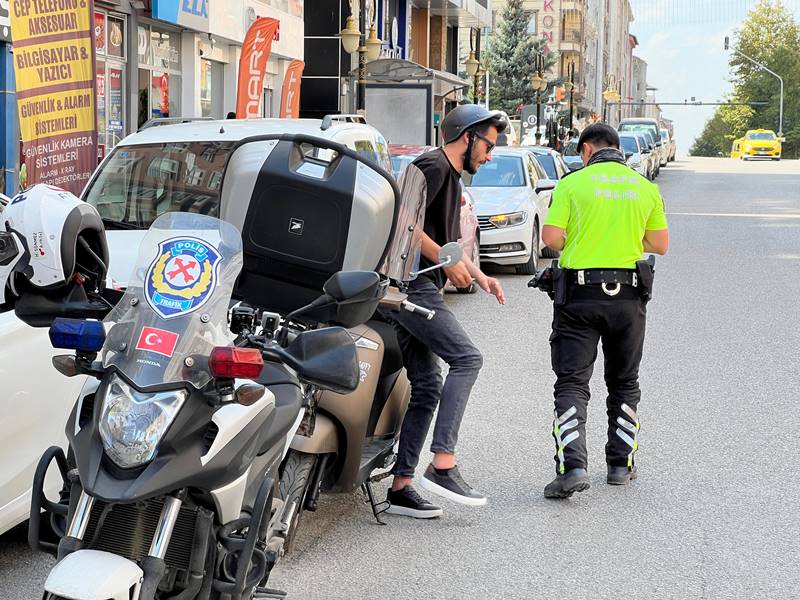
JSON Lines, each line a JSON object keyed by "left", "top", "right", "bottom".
{"left": 615, "top": 403, "right": 640, "bottom": 468}
{"left": 553, "top": 407, "right": 580, "bottom": 475}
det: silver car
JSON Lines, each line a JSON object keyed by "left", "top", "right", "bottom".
{"left": 463, "top": 148, "right": 557, "bottom": 275}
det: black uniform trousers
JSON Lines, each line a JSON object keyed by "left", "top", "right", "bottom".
{"left": 549, "top": 284, "right": 646, "bottom": 474}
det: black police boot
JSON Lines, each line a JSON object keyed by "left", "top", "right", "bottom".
{"left": 543, "top": 468, "right": 590, "bottom": 499}
{"left": 607, "top": 466, "right": 638, "bottom": 485}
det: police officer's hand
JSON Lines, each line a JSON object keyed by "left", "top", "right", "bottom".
{"left": 444, "top": 261, "right": 473, "bottom": 288}
{"left": 478, "top": 275, "right": 505, "bottom": 305}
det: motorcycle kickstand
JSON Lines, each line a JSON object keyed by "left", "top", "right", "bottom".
{"left": 361, "top": 481, "right": 389, "bottom": 526}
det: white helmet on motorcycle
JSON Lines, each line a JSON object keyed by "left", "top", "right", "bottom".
{"left": 1, "top": 184, "right": 108, "bottom": 300}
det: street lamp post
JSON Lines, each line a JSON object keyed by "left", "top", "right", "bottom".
{"left": 465, "top": 28, "right": 481, "bottom": 104}
{"left": 564, "top": 63, "right": 576, "bottom": 132}
{"left": 601, "top": 74, "right": 620, "bottom": 124}
{"left": 340, "top": 1, "right": 381, "bottom": 114}
{"left": 725, "top": 36, "right": 784, "bottom": 137}
{"left": 531, "top": 54, "right": 548, "bottom": 145}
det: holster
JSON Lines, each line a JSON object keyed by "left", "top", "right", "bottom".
{"left": 528, "top": 260, "right": 567, "bottom": 306}
{"left": 635, "top": 255, "right": 656, "bottom": 303}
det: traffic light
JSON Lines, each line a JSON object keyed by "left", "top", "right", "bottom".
{"left": 724, "top": 36, "right": 729, "bottom": 50}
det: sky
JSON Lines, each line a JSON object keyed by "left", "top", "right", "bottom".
{"left": 628, "top": 3, "right": 740, "bottom": 155}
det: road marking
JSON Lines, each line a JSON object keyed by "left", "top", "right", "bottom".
{"left": 668, "top": 212, "right": 800, "bottom": 219}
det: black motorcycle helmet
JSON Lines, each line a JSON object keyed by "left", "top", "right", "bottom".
{"left": 441, "top": 104, "right": 507, "bottom": 145}
{"left": 440, "top": 105, "right": 507, "bottom": 174}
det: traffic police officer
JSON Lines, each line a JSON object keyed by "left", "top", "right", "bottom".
{"left": 538, "top": 123, "right": 669, "bottom": 498}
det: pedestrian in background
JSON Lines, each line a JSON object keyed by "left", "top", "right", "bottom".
{"left": 538, "top": 123, "right": 669, "bottom": 498}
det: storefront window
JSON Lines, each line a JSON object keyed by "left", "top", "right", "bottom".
{"left": 200, "top": 59, "right": 224, "bottom": 120}
{"left": 96, "top": 11, "right": 127, "bottom": 157}
{"left": 138, "top": 25, "right": 182, "bottom": 129}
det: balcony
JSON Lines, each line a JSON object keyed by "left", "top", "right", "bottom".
{"left": 559, "top": 29, "right": 582, "bottom": 54}
{"left": 561, "top": 0, "right": 585, "bottom": 12}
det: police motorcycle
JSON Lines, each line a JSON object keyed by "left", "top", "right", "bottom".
{"left": 0, "top": 135, "right": 437, "bottom": 599}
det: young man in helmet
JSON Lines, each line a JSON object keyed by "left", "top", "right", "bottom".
{"left": 385, "top": 105, "right": 507, "bottom": 519}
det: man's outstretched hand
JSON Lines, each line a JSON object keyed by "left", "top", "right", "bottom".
{"left": 478, "top": 275, "right": 505, "bottom": 305}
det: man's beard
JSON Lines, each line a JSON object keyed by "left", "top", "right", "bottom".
{"left": 464, "top": 151, "right": 479, "bottom": 175}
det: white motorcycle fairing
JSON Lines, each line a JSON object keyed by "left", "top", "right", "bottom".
{"left": 44, "top": 549, "right": 143, "bottom": 600}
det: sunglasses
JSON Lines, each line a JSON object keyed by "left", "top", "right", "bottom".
{"left": 474, "top": 132, "right": 496, "bottom": 153}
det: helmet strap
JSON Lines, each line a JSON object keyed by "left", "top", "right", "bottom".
{"left": 463, "top": 129, "right": 476, "bottom": 173}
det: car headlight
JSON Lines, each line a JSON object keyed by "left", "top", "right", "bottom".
{"left": 489, "top": 212, "right": 527, "bottom": 228}
{"left": 98, "top": 374, "right": 187, "bottom": 468}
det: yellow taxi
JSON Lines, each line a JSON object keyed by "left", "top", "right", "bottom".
{"left": 739, "top": 129, "right": 782, "bottom": 161}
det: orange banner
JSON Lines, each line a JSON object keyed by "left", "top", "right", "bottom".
{"left": 236, "top": 17, "right": 280, "bottom": 119}
{"left": 279, "top": 59, "right": 304, "bottom": 119}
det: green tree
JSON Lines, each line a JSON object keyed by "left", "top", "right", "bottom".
{"left": 488, "top": 0, "right": 557, "bottom": 115}
{"left": 691, "top": 0, "right": 800, "bottom": 157}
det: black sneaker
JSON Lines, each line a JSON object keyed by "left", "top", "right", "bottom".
{"left": 420, "top": 464, "right": 487, "bottom": 506}
{"left": 543, "top": 468, "right": 591, "bottom": 499}
{"left": 385, "top": 485, "right": 443, "bottom": 519}
{"left": 607, "top": 465, "right": 638, "bottom": 485}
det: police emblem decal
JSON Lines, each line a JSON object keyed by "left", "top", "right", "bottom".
{"left": 145, "top": 237, "right": 223, "bottom": 319}
{"left": 288, "top": 217, "right": 304, "bottom": 235}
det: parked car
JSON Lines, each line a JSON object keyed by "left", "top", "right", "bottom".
{"left": 618, "top": 118, "right": 665, "bottom": 171}
{"left": 620, "top": 133, "right": 649, "bottom": 178}
{"left": 731, "top": 137, "right": 744, "bottom": 159}
{"left": 0, "top": 117, "right": 395, "bottom": 535}
{"left": 561, "top": 140, "right": 584, "bottom": 172}
{"left": 739, "top": 129, "right": 782, "bottom": 161}
{"left": 388, "top": 144, "right": 480, "bottom": 293}
{"left": 463, "top": 147, "right": 557, "bottom": 275}
{"left": 632, "top": 132, "right": 657, "bottom": 180}
{"left": 528, "top": 146, "right": 571, "bottom": 181}
{"left": 660, "top": 128, "right": 676, "bottom": 162}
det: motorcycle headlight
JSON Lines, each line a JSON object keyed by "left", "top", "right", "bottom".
{"left": 98, "top": 374, "right": 187, "bottom": 468}
{"left": 489, "top": 211, "right": 527, "bottom": 228}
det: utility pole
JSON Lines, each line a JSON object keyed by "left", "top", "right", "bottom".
{"left": 725, "top": 36, "right": 784, "bottom": 137}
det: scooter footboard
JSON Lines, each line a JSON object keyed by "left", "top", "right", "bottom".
{"left": 44, "top": 549, "right": 143, "bottom": 600}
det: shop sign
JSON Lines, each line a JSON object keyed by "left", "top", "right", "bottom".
{"left": 279, "top": 59, "right": 304, "bottom": 119}
{"left": 10, "top": 0, "right": 97, "bottom": 195}
{"left": 236, "top": 17, "right": 279, "bottom": 118}
{"left": 0, "top": 0, "right": 11, "bottom": 42}
{"left": 541, "top": 0, "right": 555, "bottom": 50}
{"left": 153, "top": 0, "right": 209, "bottom": 33}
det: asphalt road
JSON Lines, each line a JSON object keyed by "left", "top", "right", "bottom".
{"left": 1, "top": 157, "right": 798, "bottom": 599}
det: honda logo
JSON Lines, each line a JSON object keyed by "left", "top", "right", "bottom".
{"left": 288, "top": 218, "right": 304, "bottom": 235}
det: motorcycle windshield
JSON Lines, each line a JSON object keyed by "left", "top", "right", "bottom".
{"left": 101, "top": 212, "right": 243, "bottom": 390}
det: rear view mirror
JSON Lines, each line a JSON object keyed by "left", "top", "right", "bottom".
{"left": 323, "top": 271, "right": 382, "bottom": 304}
{"left": 625, "top": 151, "right": 633, "bottom": 160}
{"left": 567, "top": 163, "right": 583, "bottom": 172}
{"left": 535, "top": 178, "right": 557, "bottom": 193}
{"left": 438, "top": 242, "right": 463, "bottom": 266}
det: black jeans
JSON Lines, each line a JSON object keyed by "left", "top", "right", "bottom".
{"left": 385, "top": 278, "right": 483, "bottom": 478}
{"left": 549, "top": 286, "right": 647, "bottom": 474}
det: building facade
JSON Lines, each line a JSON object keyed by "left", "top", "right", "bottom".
{"left": 1, "top": 2, "right": 16, "bottom": 195}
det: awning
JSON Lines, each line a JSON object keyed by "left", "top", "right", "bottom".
{"left": 347, "top": 58, "right": 470, "bottom": 100}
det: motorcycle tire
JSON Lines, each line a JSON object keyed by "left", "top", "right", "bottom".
{"left": 278, "top": 451, "right": 317, "bottom": 555}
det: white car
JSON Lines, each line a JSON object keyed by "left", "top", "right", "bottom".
{"left": 0, "top": 117, "right": 395, "bottom": 535}
{"left": 620, "top": 133, "right": 648, "bottom": 178}
{"left": 464, "top": 147, "right": 556, "bottom": 275}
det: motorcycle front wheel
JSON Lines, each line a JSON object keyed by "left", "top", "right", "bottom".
{"left": 278, "top": 451, "right": 317, "bottom": 554}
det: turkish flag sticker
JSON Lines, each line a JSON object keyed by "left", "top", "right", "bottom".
{"left": 135, "top": 327, "right": 179, "bottom": 358}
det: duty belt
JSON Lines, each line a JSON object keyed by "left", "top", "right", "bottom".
{"left": 568, "top": 269, "right": 638, "bottom": 297}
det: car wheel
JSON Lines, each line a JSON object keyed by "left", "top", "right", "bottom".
{"left": 457, "top": 231, "right": 480, "bottom": 294}
{"left": 516, "top": 223, "right": 539, "bottom": 275}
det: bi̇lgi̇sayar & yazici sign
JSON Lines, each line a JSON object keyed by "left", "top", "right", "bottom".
{"left": 10, "top": 0, "right": 97, "bottom": 195}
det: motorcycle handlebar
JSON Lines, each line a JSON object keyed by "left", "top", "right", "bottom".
{"left": 401, "top": 300, "right": 435, "bottom": 320}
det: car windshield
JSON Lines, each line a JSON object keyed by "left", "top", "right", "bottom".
{"left": 660, "top": 131, "right": 669, "bottom": 141}
{"left": 533, "top": 154, "right": 558, "bottom": 180}
{"left": 563, "top": 141, "right": 579, "bottom": 156}
{"left": 463, "top": 155, "right": 525, "bottom": 187}
{"left": 390, "top": 155, "right": 417, "bottom": 179}
{"left": 83, "top": 141, "right": 236, "bottom": 230}
{"left": 746, "top": 132, "right": 776, "bottom": 140}
{"left": 620, "top": 137, "right": 640, "bottom": 154}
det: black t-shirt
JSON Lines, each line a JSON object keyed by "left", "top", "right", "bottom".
{"left": 411, "top": 148, "right": 461, "bottom": 289}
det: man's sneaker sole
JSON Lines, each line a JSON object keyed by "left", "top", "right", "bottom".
{"left": 385, "top": 504, "right": 443, "bottom": 519}
{"left": 419, "top": 475, "right": 487, "bottom": 507}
